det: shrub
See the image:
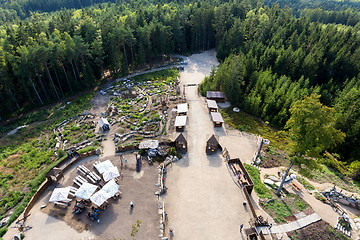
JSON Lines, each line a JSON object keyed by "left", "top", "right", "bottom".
{"left": 57, "top": 149, "right": 66, "bottom": 158}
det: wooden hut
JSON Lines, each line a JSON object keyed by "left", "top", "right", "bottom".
{"left": 174, "top": 133, "right": 187, "bottom": 152}
{"left": 206, "top": 99, "right": 218, "bottom": 112}
{"left": 206, "top": 91, "right": 226, "bottom": 103}
{"left": 210, "top": 112, "right": 224, "bottom": 127}
{"left": 175, "top": 116, "right": 187, "bottom": 132}
{"left": 46, "top": 167, "right": 64, "bottom": 182}
{"left": 206, "top": 134, "right": 221, "bottom": 154}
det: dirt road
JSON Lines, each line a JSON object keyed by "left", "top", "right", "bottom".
{"left": 165, "top": 50, "right": 258, "bottom": 239}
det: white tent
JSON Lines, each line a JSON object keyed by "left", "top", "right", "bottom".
{"left": 98, "top": 118, "right": 110, "bottom": 131}
{"left": 75, "top": 182, "right": 98, "bottom": 200}
{"left": 102, "top": 179, "right": 120, "bottom": 197}
{"left": 102, "top": 166, "right": 120, "bottom": 182}
{"left": 90, "top": 189, "right": 111, "bottom": 207}
{"left": 95, "top": 160, "right": 114, "bottom": 174}
{"left": 49, "top": 188, "right": 71, "bottom": 203}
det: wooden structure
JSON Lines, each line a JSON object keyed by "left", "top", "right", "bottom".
{"left": 210, "top": 112, "right": 224, "bottom": 127}
{"left": 206, "top": 99, "right": 218, "bottom": 112}
{"left": 206, "top": 91, "right": 226, "bottom": 103}
{"left": 174, "top": 133, "right": 187, "bottom": 152}
{"left": 244, "top": 227, "right": 258, "bottom": 240}
{"left": 177, "top": 103, "right": 188, "bottom": 115}
{"left": 46, "top": 167, "right": 64, "bottom": 182}
{"left": 175, "top": 115, "right": 187, "bottom": 132}
{"left": 228, "top": 158, "right": 254, "bottom": 194}
{"left": 206, "top": 134, "right": 221, "bottom": 154}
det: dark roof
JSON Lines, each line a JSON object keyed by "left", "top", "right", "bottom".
{"left": 207, "top": 134, "right": 219, "bottom": 145}
{"left": 175, "top": 133, "right": 187, "bottom": 143}
{"left": 46, "top": 167, "right": 63, "bottom": 178}
{"left": 207, "top": 91, "right": 226, "bottom": 99}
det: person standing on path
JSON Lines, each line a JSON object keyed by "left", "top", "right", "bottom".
{"left": 240, "top": 224, "right": 243, "bottom": 233}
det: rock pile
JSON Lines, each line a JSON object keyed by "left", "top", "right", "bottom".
{"left": 322, "top": 187, "right": 360, "bottom": 209}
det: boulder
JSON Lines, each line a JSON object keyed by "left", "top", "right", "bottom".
{"left": 264, "top": 179, "right": 275, "bottom": 186}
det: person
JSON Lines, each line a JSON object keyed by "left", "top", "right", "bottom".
{"left": 240, "top": 224, "right": 243, "bottom": 233}
{"left": 169, "top": 227, "right": 174, "bottom": 236}
{"left": 269, "top": 223, "right": 272, "bottom": 229}
{"left": 130, "top": 201, "right": 134, "bottom": 208}
{"left": 243, "top": 200, "right": 247, "bottom": 206}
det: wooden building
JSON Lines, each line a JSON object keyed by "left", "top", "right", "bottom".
{"left": 175, "top": 115, "right": 187, "bottom": 132}
{"left": 174, "top": 133, "right": 187, "bottom": 152}
{"left": 210, "top": 112, "right": 224, "bottom": 127}
{"left": 206, "top": 134, "right": 221, "bottom": 154}
{"left": 206, "top": 91, "right": 226, "bottom": 103}
{"left": 206, "top": 99, "right": 218, "bottom": 112}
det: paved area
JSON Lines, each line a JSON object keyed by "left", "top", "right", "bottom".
{"left": 257, "top": 213, "right": 322, "bottom": 235}
{"left": 165, "top": 50, "right": 259, "bottom": 239}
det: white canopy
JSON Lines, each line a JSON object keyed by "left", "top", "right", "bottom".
{"left": 75, "top": 182, "right": 98, "bottom": 200}
{"left": 98, "top": 117, "right": 109, "bottom": 128}
{"left": 95, "top": 160, "right": 114, "bottom": 174}
{"left": 210, "top": 112, "right": 224, "bottom": 123}
{"left": 102, "top": 166, "right": 120, "bottom": 182}
{"left": 102, "top": 179, "right": 120, "bottom": 197}
{"left": 49, "top": 188, "right": 70, "bottom": 203}
{"left": 175, "top": 116, "right": 187, "bottom": 127}
{"left": 90, "top": 189, "right": 111, "bottom": 207}
{"left": 177, "top": 103, "right": 188, "bottom": 114}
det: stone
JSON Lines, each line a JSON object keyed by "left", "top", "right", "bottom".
{"left": 264, "top": 179, "right": 275, "bottom": 186}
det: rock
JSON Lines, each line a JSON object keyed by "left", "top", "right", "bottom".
{"left": 339, "top": 198, "right": 350, "bottom": 205}
{"left": 264, "top": 179, "right": 275, "bottom": 186}
{"left": 1, "top": 216, "right": 10, "bottom": 227}
{"left": 95, "top": 148, "right": 102, "bottom": 155}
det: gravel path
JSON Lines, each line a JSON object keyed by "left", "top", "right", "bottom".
{"left": 165, "top": 50, "right": 259, "bottom": 240}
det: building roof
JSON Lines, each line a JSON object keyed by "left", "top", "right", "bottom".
{"left": 177, "top": 103, "right": 188, "bottom": 114}
{"left": 98, "top": 118, "right": 110, "bottom": 127}
{"left": 175, "top": 133, "right": 187, "bottom": 143}
{"left": 207, "top": 134, "right": 219, "bottom": 145}
{"left": 175, "top": 116, "right": 187, "bottom": 127}
{"left": 206, "top": 99, "right": 218, "bottom": 109}
{"left": 207, "top": 91, "right": 226, "bottom": 99}
{"left": 210, "top": 112, "right": 224, "bottom": 123}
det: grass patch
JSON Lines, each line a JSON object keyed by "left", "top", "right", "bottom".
{"left": 221, "top": 108, "right": 290, "bottom": 150}
{"left": 297, "top": 176, "right": 315, "bottom": 191}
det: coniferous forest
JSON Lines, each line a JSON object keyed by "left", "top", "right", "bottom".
{"left": 0, "top": 0, "right": 360, "bottom": 172}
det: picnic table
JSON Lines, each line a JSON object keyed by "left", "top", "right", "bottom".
{"left": 291, "top": 180, "right": 302, "bottom": 191}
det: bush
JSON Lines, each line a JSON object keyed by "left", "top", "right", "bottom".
{"left": 57, "top": 149, "right": 66, "bottom": 158}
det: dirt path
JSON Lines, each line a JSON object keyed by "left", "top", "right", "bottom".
{"left": 165, "top": 50, "right": 259, "bottom": 239}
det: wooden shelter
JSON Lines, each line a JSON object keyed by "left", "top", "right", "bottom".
{"left": 46, "top": 167, "right": 64, "bottom": 182}
{"left": 210, "top": 112, "right": 224, "bottom": 127}
{"left": 177, "top": 103, "right": 188, "bottom": 115}
{"left": 174, "top": 133, "right": 187, "bottom": 152}
{"left": 175, "top": 116, "right": 187, "bottom": 132}
{"left": 206, "top": 99, "right": 218, "bottom": 112}
{"left": 206, "top": 134, "right": 221, "bottom": 154}
{"left": 206, "top": 91, "right": 226, "bottom": 103}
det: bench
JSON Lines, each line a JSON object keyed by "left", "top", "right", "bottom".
{"left": 73, "top": 179, "right": 83, "bottom": 187}
{"left": 291, "top": 181, "right": 302, "bottom": 191}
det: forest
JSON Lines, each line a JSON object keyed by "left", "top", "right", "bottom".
{"left": 0, "top": 0, "right": 359, "bottom": 172}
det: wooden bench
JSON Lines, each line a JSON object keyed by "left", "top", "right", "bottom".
{"left": 54, "top": 201, "right": 69, "bottom": 207}
{"left": 291, "top": 181, "right": 302, "bottom": 191}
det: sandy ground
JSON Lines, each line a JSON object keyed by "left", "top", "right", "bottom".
{"left": 4, "top": 153, "right": 159, "bottom": 240}
{"left": 164, "top": 50, "right": 259, "bottom": 239}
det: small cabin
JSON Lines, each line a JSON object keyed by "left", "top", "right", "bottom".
{"left": 174, "top": 133, "right": 187, "bottom": 152}
{"left": 210, "top": 112, "right": 224, "bottom": 127}
{"left": 98, "top": 118, "right": 110, "bottom": 132}
{"left": 175, "top": 116, "right": 187, "bottom": 132}
{"left": 207, "top": 99, "right": 218, "bottom": 112}
{"left": 206, "top": 134, "right": 221, "bottom": 154}
{"left": 206, "top": 91, "right": 226, "bottom": 103}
